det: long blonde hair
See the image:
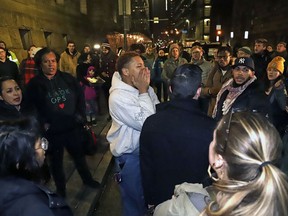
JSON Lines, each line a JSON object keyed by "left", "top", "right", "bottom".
{"left": 203, "top": 112, "right": 288, "bottom": 216}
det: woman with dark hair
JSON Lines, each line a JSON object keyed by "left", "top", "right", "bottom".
{"left": 0, "top": 118, "right": 73, "bottom": 215}
{"left": 26, "top": 47, "right": 100, "bottom": 197}
{"left": 0, "top": 76, "right": 32, "bottom": 120}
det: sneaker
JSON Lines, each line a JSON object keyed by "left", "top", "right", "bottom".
{"left": 84, "top": 180, "right": 101, "bottom": 188}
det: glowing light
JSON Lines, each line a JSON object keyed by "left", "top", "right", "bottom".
{"left": 244, "top": 31, "right": 249, "bottom": 39}
{"left": 93, "top": 44, "right": 100, "bottom": 49}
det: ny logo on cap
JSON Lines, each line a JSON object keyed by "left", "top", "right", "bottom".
{"left": 239, "top": 58, "right": 245, "bottom": 63}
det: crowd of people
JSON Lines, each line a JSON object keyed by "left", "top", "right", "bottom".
{"left": 106, "top": 39, "right": 288, "bottom": 216}
{"left": 0, "top": 37, "right": 288, "bottom": 215}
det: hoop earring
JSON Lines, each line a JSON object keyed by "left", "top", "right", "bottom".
{"left": 208, "top": 165, "right": 220, "bottom": 181}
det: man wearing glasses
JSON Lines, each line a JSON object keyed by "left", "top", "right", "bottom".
{"left": 212, "top": 57, "right": 268, "bottom": 121}
{"left": 201, "top": 46, "right": 233, "bottom": 116}
{"left": 191, "top": 45, "right": 213, "bottom": 113}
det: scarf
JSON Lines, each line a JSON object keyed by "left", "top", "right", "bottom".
{"left": 212, "top": 76, "right": 257, "bottom": 118}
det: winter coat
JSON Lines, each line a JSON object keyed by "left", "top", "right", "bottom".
{"left": 0, "top": 59, "right": 19, "bottom": 81}
{"left": 154, "top": 183, "right": 211, "bottom": 216}
{"left": 59, "top": 49, "right": 81, "bottom": 77}
{"left": 0, "top": 99, "right": 36, "bottom": 120}
{"left": 153, "top": 55, "right": 167, "bottom": 82}
{"left": 161, "top": 57, "right": 188, "bottom": 82}
{"left": 201, "top": 65, "right": 233, "bottom": 116}
{"left": 191, "top": 58, "right": 213, "bottom": 85}
{"left": 140, "top": 99, "right": 216, "bottom": 206}
{"left": 0, "top": 176, "right": 72, "bottom": 216}
{"left": 106, "top": 72, "right": 159, "bottom": 157}
{"left": 213, "top": 79, "right": 269, "bottom": 121}
{"left": 251, "top": 50, "right": 272, "bottom": 81}
{"left": 99, "top": 50, "right": 118, "bottom": 81}
{"left": 266, "top": 83, "right": 288, "bottom": 136}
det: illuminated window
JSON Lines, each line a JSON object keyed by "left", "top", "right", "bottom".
{"left": 80, "top": 0, "right": 87, "bottom": 14}
{"left": 44, "top": 32, "right": 52, "bottom": 47}
{"left": 19, "top": 29, "right": 31, "bottom": 50}
{"left": 244, "top": 31, "right": 249, "bottom": 39}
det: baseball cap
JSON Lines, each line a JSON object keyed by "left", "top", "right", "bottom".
{"left": 232, "top": 57, "right": 255, "bottom": 71}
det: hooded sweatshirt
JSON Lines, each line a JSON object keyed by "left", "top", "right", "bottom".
{"left": 25, "top": 71, "right": 86, "bottom": 134}
{"left": 107, "top": 72, "right": 159, "bottom": 156}
{"left": 0, "top": 176, "right": 72, "bottom": 216}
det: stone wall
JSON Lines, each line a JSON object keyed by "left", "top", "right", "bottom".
{"left": 0, "top": 0, "right": 119, "bottom": 62}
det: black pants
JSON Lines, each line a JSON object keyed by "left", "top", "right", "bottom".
{"left": 154, "top": 81, "right": 168, "bottom": 102}
{"left": 46, "top": 127, "right": 93, "bottom": 192}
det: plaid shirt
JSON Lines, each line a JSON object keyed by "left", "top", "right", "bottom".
{"left": 19, "top": 57, "right": 38, "bottom": 85}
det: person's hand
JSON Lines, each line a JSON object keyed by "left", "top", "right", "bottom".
{"left": 132, "top": 67, "right": 150, "bottom": 94}
{"left": 101, "top": 72, "right": 109, "bottom": 78}
{"left": 274, "top": 80, "right": 283, "bottom": 88}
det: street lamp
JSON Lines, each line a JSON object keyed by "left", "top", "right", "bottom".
{"left": 186, "top": 19, "right": 190, "bottom": 31}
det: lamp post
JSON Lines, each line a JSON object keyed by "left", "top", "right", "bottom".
{"left": 123, "top": 0, "right": 127, "bottom": 50}
{"left": 186, "top": 19, "right": 190, "bottom": 33}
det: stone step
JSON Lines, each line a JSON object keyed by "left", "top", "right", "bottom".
{"left": 46, "top": 117, "right": 113, "bottom": 216}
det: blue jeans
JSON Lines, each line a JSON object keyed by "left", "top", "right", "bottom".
{"left": 115, "top": 154, "right": 146, "bottom": 216}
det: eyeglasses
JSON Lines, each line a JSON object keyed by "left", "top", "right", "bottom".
{"left": 217, "top": 55, "right": 230, "bottom": 60}
{"left": 35, "top": 137, "right": 49, "bottom": 151}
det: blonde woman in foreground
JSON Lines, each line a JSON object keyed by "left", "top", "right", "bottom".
{"left": 203, "top": 111, "right": 288, "bottom": 216}
{"left": 154, "top": 111, "right": 288, "bottom": 216}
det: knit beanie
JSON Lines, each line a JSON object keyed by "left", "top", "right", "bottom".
{"left": 87, "top": 66, "right": 95, "bottom": 72}
{"left": 238, "top": 46, "right": 252, "bottom": 55}
{"left": 101, "top": 42, "right": 111, "bottom": 50}
{"left": 169, "top": 43, "right": 179, "bottom": 54}
{"left": 267, "top": 56, "right": 285, "bottom": 73}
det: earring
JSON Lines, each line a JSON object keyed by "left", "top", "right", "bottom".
{"left": 208, "top": 165, "right": 220, "bottom": 181}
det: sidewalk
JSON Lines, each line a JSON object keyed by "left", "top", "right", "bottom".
{"left": 46, "top": 113, "right": 113, "bottom": 216}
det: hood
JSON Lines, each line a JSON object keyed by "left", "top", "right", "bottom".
{"left": 0, "top": 177, "right": 39, "bottom": 209}
{"left": 109, "top": 72, "right": 139, "bottom": 95}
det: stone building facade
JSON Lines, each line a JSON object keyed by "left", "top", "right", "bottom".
{"left": 0, "top": 0, "right": 119, "bottom": 62}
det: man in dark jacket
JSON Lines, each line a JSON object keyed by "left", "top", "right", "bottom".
{"left": 0, "top": 46, "right": 19, "bottom": 81}
{"left": 140, "top": 64, "right": 216, "bottom": 208}
{"left": 99, "top": 42, "right": 117, "bottom": 116}
{"left": 212, "top": 57, "right": 269, "bottom": 121}
{"left": 251, "top": 38, "right": 272, "bottom": 81}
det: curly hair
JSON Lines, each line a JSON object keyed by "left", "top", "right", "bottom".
{"left": 202, "top": 112, "right": 288, "bottom": 216}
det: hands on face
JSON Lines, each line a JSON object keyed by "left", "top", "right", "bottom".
{"left": 132, "top": 67, "right": 150, "bottom": 94}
